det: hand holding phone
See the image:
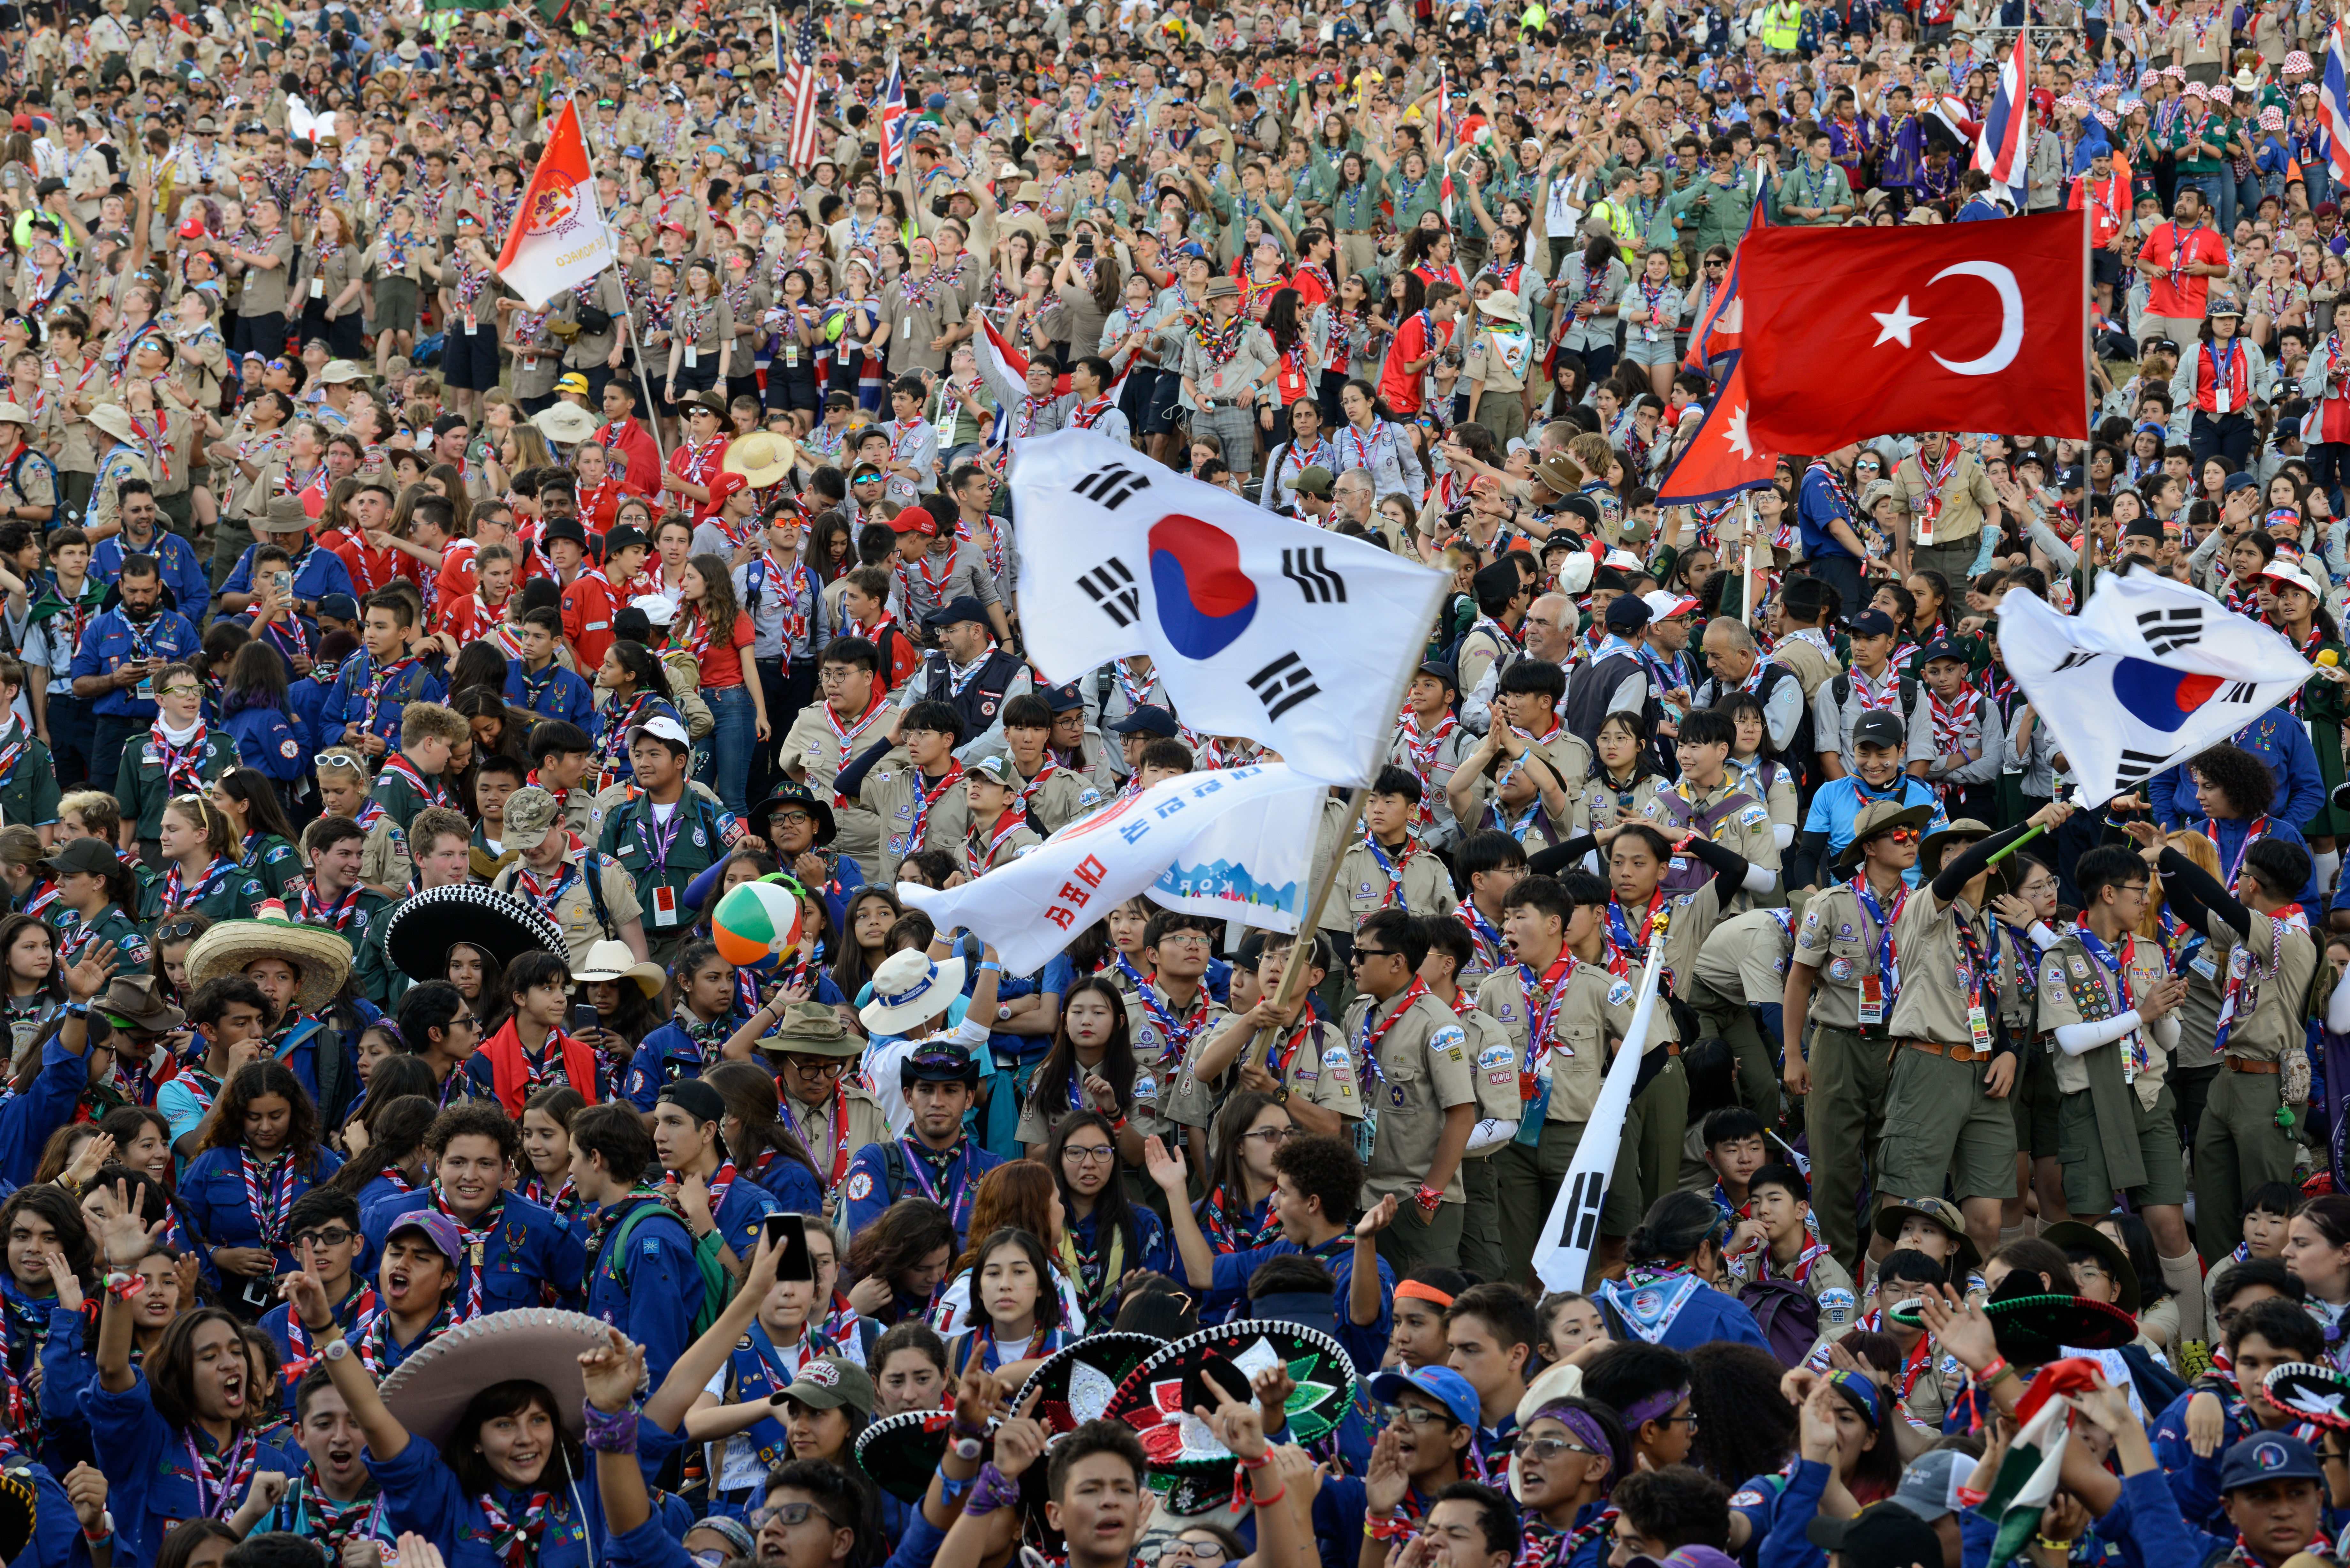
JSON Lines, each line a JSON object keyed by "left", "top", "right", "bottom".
{"left": 762, "top": 1213, "right": 815, "bottom": 1282}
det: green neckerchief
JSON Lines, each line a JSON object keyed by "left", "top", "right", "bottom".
{"left": 24, "top": 574, "right": 107, "bottom": 628}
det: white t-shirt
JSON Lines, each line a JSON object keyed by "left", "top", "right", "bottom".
{"left": 928, "top": 1263, "right": 1089, "bottom": 1340}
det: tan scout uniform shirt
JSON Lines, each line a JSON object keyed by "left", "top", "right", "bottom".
{"left": 1332, "top": 834, "right": 1459, "bottom": 927}
{"left": 1792, "top": 879, "right": 1903, "bottom": 1031}
{"left": 2040, "top": 929, "right": 2175, "bottom": 1108}
{"left": 1587, "top": 772, "right": 1665, "bottom": 833}
{"left": 855, "top": 749, "right": 971, "bottom": 887}
{"left": 1013, "top": 761, "right": 1101, "bottom": 836}
{"left": 491, "top": 849, "right": 646, "bottom": 971}
{"left": 2208, "top": 909, "right": 2321, "bottom": 1063}
{"left": 781, "top": 700, "right": 893, "bottom": 871}
{"left": 1160, "top": 1016, "right": 1362, "bottom": 1134}
{"left": 1891, "top": 446, "right": 2001, "bottom": 548}
{"left": 1123, "top": 984, "right": 1227, "bottom": 1143}
{"left": 1342, "top": 984, "right": 1480, "bottom": 1204}
{"left": 1639, "top": 779, "right": 1783, "bottom": 886}
{"left": 1612, "top": 881, "right": 1730, "bottom": 1014}
{"left": 962, "top": 815, "right": 1041, "bottom": 877}
{"left": 1478, "top": 955, "right": 1664, "bottom": 1124}
{"left": 1884, "top": 893, "right": 1997, "bottom": 1045}
{"left": 783, "top": 1082, "right": 894, "bottom": 1187}
{"left": 1695, "top": 908, "right": 1798, "bottom": 1006}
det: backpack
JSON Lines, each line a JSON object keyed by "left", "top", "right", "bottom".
{"left": 1738, "top": 1274, "right": 1822, "bottom": 1369}
{"left": 611, "top": 1198, "right": 732, "bottom": 1338}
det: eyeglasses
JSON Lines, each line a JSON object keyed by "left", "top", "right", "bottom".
{"left": 1155, "top": 931, "right": 1212, "bottom": 948}
{"left": 157, "top": 685, "right": 200, "bottom": 698}
{"left": 1164, "top": 1542, "right": 1230, "bottom": 1564}
{"left": 782, "top": 1055, "right": 845, "bottom": 1075}
{"left": 750, "top": 1502, "right": 840, "bottom": 1531}
{"left": 1519, "top": 1436, "right": 1597, "bottom": 1461}
{"left": 1387, "top": 1405, "right": 1457, "bottom": 1428}
{"left": 293, "top": 1227, "right": 355, "bottom": 1248}
{"left": 1656, "top": 1412, "right": 1700, "bottom": 1429}
{"left": 1062, "top": 1143, "right": 1117, "bottom": 1164}
{"left": 1243, "top": 1126, "right": 1296, "bottom": 1145}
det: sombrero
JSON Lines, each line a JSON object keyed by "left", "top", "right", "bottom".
{"left": 1104, "top": 1320, "right": 1358, "bottom": 1478}
{"left": 723, "top": 430, "right": 799, "bottom": 488}
{"left": 1015, "top": 1332, "right": 1165, "bottom": 1436}
{"left": 185, "top": 900, "right": 353, "bottom": 1015}
{"left": 2263, "top": 1362, "right": 2350, "bottom": 1431}
{"left": 384, "top": 884, "right": 566, "bottom": 983}
{"left": 854, "top": 1407, "right": 980, "bottom": 1503}
{"left": 1982, "top": 1294, "right": 2139, "bottom": 1365}
{"left": 377, "top": 1307, "right": 617, "bottom": 1447}
{"left": 0, "top": 1466, "right": 33, "bottom": 1563}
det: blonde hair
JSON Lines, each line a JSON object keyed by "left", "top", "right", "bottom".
{"left": 2138, "top": 829, "right": 2224, "bottom": 940}
{"left": 57, "top": 790, "right": 120, "bottom": 839}
{"left": 163, "top": 793, "right": 235, "bottom": 859}
{"left": 399, "top": 701, "right": 469, "bottom": 751}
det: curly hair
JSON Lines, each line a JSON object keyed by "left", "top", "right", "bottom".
{"left": 843, "top": 1198, "right": 955, "bottom": 1325}
{"left": 196, "top": 1061, "right": 325, "bottom": 1172}
{"left": 953, "top": 1161, "right": 1061, "bottom": 1274}
{"left": 2189, "top": 741, "right": 2278, "bottom": 819}
{"left": 1684, "top": 1342, "right": 1799, "bottom": 1490}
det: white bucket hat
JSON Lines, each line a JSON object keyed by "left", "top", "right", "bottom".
{"left": 859, "top": 947, "right": 970, "bottom": 1037}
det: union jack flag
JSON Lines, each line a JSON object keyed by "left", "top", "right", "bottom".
{"left": 781, "top": 5, "right": 823, "bottom": 170}
{"left": 877, "top": 55, "right": 910, "bottom": 177}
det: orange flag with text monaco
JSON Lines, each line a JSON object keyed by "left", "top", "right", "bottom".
{"left": 494, "top": 100, "right": 617, "bottom": 309}
{"left": 1737, "top": 209, "right": 2089, "bottom": 452}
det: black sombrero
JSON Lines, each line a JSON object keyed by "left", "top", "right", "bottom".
{"left": 384, "top": 884, "right": 568, "bottom": 982}
{"left": 1104, "top": 1320, "right": 1358, "bottom": 1478}
{"left": 2264, "top": 1362, "right": 2350, "bottom": 1431}
{"left": 1983, "top": 1293, "right": 2139, "bottom": 1365}
{"left": 1014, "top": 1332, "right": 1165, "bottom": 1437}
{"left": 0, "top": 1466, "right": 34, "bottom": 1563}
{"left": 854, "top": 1407, "right": 979, "bottom": 1504}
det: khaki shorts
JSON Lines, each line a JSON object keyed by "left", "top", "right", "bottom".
{"left": 1876, "top": 1042, "right": 2019, "bottom": 1203}
{"left": 2058, "top": 1083, "right": 2187, "bottom": 1212}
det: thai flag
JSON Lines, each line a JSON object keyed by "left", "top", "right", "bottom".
{"left": 1974, "top": 25, "right": 2032, "bottom": 200}
{"left": 2324, "top": 21, "right": 2350, "bottom": 188}
{"left": 876, "top": 55, "right": 910, "bottom": 178}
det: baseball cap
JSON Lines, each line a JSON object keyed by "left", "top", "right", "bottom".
{"left": 780, "top": 1354, "right": 876, "bottom": 1415}
{"left": 502, "top": 786, "right": 562, "bottom": 842}
{"left": 1604, "top": 595, "right": 1651, "bottom": 632}
{"left": 968, "top": 755, "right": 1018, "bottom": 787}
{"left": 626, "top": 715, "right": 692, "bottom": 753}
{"left": 1852, "top": 711, "right": 1906, "bottom": 748}
{"left": 1846, "top": 609, "right": 1897, "bottom": 639}
{"left": 2220, "top": 1433, "right": 2328, "bottom": 1493}
{"left": 316, "top": 592, "right": 360, "bottom": 622}
{"left": 709, "top": 471, "right": 748, "bottom": 505}
{"left": 1916, "top": 638, "right": 1968, "bottom": 668}
{"left": 385, "top": 1209, "right": 465, "bottom": 1266}
{"left": 889, "top": 505, "right": 936, "bottom": 536}
{"left": 1642, "top": 591, "right": 1700, "bottom": 622}
{"left": 1110, "top": 707, "right": 1180, "bottom": 739}
{"left": 926, "top": 595, "right": 991, "bottom": 630}
{"left": 1887, "top": 1449, "right": 1970, "bottom": 1523}
{"left": 657, "top": 1077, "right": 726, "bottom": 1126}
{"left": 2224, "top": 471, "right": 2261, "bottom": 494}
{"left": 40, "top": 838, "right": 118, "bottom": 879}
{"left": 1366, "top": 1365, "right": 1482, "bottom": 1428}
{"left": 1807, "top": 1502, "right": 1945, "bottom": 1568}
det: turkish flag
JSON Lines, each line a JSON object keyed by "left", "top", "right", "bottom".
{"left": 1739, "top": 209, "right": 2089, "bottom": 452}
{"left": 1656, "top": 352, "right": 1778, "bottom": 506}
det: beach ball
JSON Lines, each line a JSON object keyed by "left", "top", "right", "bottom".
{"left": 713, "top": 879, "right": 804, "bottom": 967}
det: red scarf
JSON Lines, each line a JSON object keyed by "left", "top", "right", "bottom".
{"left": 479, "top": 1016, "right": 603, "bottom": 1116}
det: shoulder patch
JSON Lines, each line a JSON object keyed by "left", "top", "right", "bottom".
{"left": 844, "top": 1170, "right": 873, "bottom": 1202}
{"left": 1729, "top": 1489, "right": 1768, "bottom": 1510}
{"left": 1430, "top": 1023, "right": 1467, "bottom": 1060}
{"left": 1607, "top": 979, "right": 1634, "bottom": 1006}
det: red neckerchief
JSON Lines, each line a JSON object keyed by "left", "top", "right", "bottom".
{"left": 822, "top": 692, "right": 890, "bottom": 806}
{"left": 905, "top": 760, "right": 965, "bottom": 850}
{"left": 965, "top": 808, "right": 1027, "bottom": 878}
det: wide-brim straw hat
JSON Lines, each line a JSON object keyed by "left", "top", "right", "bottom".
{"left": 571, "top": 939, "right": 667, "bottom": 998}
{"left": 377, "top": 1308, "right": 615, "bottom": 1447}
{"left": 532, "top": 402, "right": 601, "bottom": 446}
{"left": 185, "top": 901, "right": 352, "bottom": 1015}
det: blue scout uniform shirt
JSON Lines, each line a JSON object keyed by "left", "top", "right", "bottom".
{"left": 322, "top": 652, "right": 447, "bottom": 753}
{"left": 623, "top": 1015, "right": 733, "bottom": 1110}
{"left": 258, "top": 1283, "right": 378, "bottom": 1408}
{"left": 702, "top": 1173, "right": 779, "bottom": 1268}
{"left": 180, "top": 1145, "right": 347, "bottom": 1285}
{"left": 0, "top": 1038, "right": 93, "bottom": 1187}
{"left": 751, "top": 1152, "right": 825, "bottom": 1215}
{"left": 1593, "top": 1273, "right": 1772, "bottom": 1352}
{"left": 222, "top": 539, "right": 356, "bottom": 605}
{"left": 264, "top": 1013, "right": 339, "bottom": 1111}
{"left": 583, "top": 1195, "right": 703, "bottom": 1391}
{"left": 358, "top": 1188, "right": 588, "bottom": 1314}
{"left": 287, "top": 669, "right": 335, "bottom": 747}
{"left": 1205, "top": 1232, "right": 1392, "bottom": 1376}
{"left": 33, "top": 1298, "right": 100, "bottom": 1444}
{"left": 2152, "top": 712, "right": 2326, "bottom": 833}
{"left": 68, "top": 607, "right": 202, "bottom": 720}
{"left": 841, "top": 1136, "right": 1006, "bottom": 1244}
{"left": 84, "top": 1371, "right": 300, "bottom": 1568}
{"left": 14, "top": 1461, "right": 81, "bottom": 1568}
{"left": 224, "top": 702, "right": 314, "bottom": 784}
{"left": 2150, "top": 1386, "right": 2260, "bottom": 1532}
{"left": 1796, "top": 463, "right": 1859, "bottom": 564}
{"left": 368, "top": 1438, "right": 594, "bottom": 1568}
{"left": 504, "top": 657, "right": 596, "bottom": 729}
{"left": 91, "top": 529, "right": 210, "bottom": 622}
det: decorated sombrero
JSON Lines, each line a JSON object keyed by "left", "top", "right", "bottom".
{"left": 855, "top": 1407, "right": 978, "bottom": 1504}
{"left": 383, "top": 884, "right": 567, "bottom": 983}
{"left": 1014, "top": 1332, "right": 1165, "bottom": 1436}
{"left": 2264, "top": 1362, "right": 2350, "bottom": 1431}
{"left": 1982, "top": 1294, "right": 2139, "bottom": 1365}
{"left": 1103, "top": 1320, "right": 1357, "bottom": 1479}
{"left": 185, "top": 901, "right": 353, "bottom": 1014}
{"left": 0, "top": 1465, "right": 35, "bottom": 1562}
{"left": 377, "top": 1308, "right": 617, "bottom": 1447}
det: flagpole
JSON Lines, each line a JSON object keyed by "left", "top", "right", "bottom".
{"left": 1741, "top": 488, "right": 1757, "bottom": 629}
{"left": 560, "top": 91, "right": 671, "bottom": 470}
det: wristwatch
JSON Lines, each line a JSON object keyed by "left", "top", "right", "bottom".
{"left": 322, "top": 1337, "right": 350, "bottom": 1362}
{"left": 1273, "top": 1085, "right": 1291, "bottom": 1104}
{"left": 950, "top": 1433, "right": 983, "bottom": 1461}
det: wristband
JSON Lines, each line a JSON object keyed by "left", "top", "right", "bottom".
{"left": 104, "top": 1272, "right": 141, "bottom": 1300}
{"left": 1109, "top": 1114, "right": 1129, "bottom": 1132}
{"left": 81, "top": 1511, "right": 112, "bottom": 1544}
{"left": 581, "top": 1401, "right": 640, "bottom": 1454}
{"left": 1365, "top": 1516, "right": 1413, "bottom": 1542}
{"left": 936, "top": 1472, "right": 975, "bottom": 1501}
{"left": 2034, "top": 1539, "right": 2075, "bottom": 1553}
{"left": 1414, "top": 1183, "right": 1442, "bottom": 1214}
{"left": 963, "top": 1462, "right": 1023, "bottom": 1518}
{"left": 1236, "top": 1449, "right": 1272, "bottom": 1470}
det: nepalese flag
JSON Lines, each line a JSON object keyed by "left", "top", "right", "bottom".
{"left": 1682, "top": 202, "right": 1761, "bottom": 373}
{"left": 1977, "top": 1360, "right": 2106, "bottom": 1564}
{"left": 2324, "top": 21, "right": 2350, "bottom": 188}
{"left": 1974, "top": 25, "right": 2032, "bottom": 193}
{"left": 877, "top": 56, "right": 910, "bottom": 178}
{"left": 1653, "top": 352, "right": 1776, "bottom": 506}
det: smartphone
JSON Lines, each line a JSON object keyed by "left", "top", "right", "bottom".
{"left": 572, "top": 1003, "right": 600, "bottom": 1037}
{"left": 272, "top": 569, "right": 292, "bottom": 600}
{"left": 762, "top": 1212, "right": 815, "bottom": 1282}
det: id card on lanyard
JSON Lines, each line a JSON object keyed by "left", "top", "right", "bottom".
{"left": 639, "top": 806, "right": 685, "bottom": 926}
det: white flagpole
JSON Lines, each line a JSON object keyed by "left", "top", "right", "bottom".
{"left": 1532, "top": 935, "right": 1669, "bottom": 1293}
{"left": 1741, "top": 488, "right": 1758, "bottom": 629}
{"left": 557, "top": 92, "right": 669, "bottom": 469}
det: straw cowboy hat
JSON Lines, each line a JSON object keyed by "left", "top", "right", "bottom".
{"left": 376, "top": 1308, "right": 615, "bottom": 1447}
{"left": 572, "top": 939, "right": 667, "bottom": 1000}
{"left": 858, "top": 947, "right": 969, "bottom": 1037}
{"left": 532, "top": 402, "right": 601, "bottom": 446}
{"left": 383, "top": 884, "right": 566, "bottom": 984}
{"left": 185, "top": 901, "right": 352, "bottom": 1015}
{"left": 722, "top": 430, "right": 800, "bottom": 489}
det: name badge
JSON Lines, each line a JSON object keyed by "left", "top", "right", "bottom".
{"left": 785, "top": 344, "right": 800, "bottom": 368}
{"left": 685, "top": 346, "right": 699, "bottom": 368}
{"left": 1858, "top": 973, "right": 1884, "bottom": 1027}
{"left": 310, "top": 277, "right": 325, "bottom": 299}
{"left": 651, "top": 883, "right": 679, "bottom": 926}
{"left": 463, "top": 313, "right": 478, "bottom": 336}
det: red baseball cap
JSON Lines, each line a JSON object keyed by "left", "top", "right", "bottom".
{"left": 890, "top": 506, "right": 937, "bottom": 537}
{"left": 709, "top": 471, "right": 748, "bottom": 504}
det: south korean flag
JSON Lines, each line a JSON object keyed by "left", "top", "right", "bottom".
{"left": 1999, "top": 567, "right": 2317, "bottom": 806}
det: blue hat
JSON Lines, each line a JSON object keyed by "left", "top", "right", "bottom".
{"left": 1043, "top": 682, "right": 1085, "bottom": 713}
{"left": 385, "top": 1209, "right": 463, "bottom": 1266}
{"left": 1917, "top": 637, "right": 1968, "bottom": 667}
{"left": 926, "top": 92, "right": 948, "bottom": 109}
{"left": 925, "top": 594, "right": 991, "bottom": 630}
{"left": 1110, "top": 706, "right": 1179, "bottom": 738}
{"left": 1846, "top": 608, "right": 1896, "bottom": 639}
{"left": 2220, "top": 1433, "right": 2327, "bottom": 1492}
{"left": 1367, "top": 1365, "right": 1481, "bottom": 1428}
{"left": 623, "top": 145, "right": 645, "bottom": 160}
{"left": 2223, "top": 470, "right": 2261, "bottom": 493}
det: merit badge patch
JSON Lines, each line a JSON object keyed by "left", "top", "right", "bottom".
{"left": 845, "top": 1171, "right": 874, "bottom": 1202}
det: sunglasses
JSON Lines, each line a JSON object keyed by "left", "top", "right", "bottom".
{"left": 1871, "top": 826, "right": 1921, "bottom": 845}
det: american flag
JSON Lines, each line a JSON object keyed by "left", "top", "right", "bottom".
{"left": 877, "top": 55, "right": 909, "bottom": 177}
{"left": 781, "top": 5, "right": 822, "bottom": 170}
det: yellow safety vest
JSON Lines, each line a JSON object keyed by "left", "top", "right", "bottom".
{"left": 1592, "top": 197, "right": 1639, "bottom": 247}
{"left": 1760, "top": 1, "right": 1801, "bottom": 49}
